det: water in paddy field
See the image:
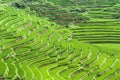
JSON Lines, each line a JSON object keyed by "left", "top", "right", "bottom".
{"left": 0, "top": 0, "right": 120, "bottom": 80}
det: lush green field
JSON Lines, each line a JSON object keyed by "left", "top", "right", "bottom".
{"left": 0, "top": 0, "right": 120, "bottom": 80}
{"left": 20, "top": 0, "right": 120, "bottom": 26}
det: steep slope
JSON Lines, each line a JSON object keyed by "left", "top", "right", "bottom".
{"left": 0, "top": 6, "right": 120, "bottom": 80}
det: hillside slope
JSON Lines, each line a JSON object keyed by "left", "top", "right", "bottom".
{"left": 0, "top": 4, "right": 120, "bottom": 80}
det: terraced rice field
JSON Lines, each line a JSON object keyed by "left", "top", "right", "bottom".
{"left": 71, "top": 26, "right": 120, "bottom": 43}
{"left": 70, "top": 4, "right": 120, "bottom": 44}
{"left": 0, "top": 1, "right": 120, "bottom": 80}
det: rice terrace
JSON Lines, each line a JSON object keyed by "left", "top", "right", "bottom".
{"left": 0, "top": 0, "right": 120, "bottom": 80}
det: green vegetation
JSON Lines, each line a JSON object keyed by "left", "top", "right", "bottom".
{"left": 17, "top": 0, "right": 120, "bottom": 27}
{"left": 0, "top": 0, "right": 120, "bottom": 80}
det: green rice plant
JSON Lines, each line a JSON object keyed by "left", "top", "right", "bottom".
{"left": 0, "top": 4, "right": 120, "bottom": 80}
